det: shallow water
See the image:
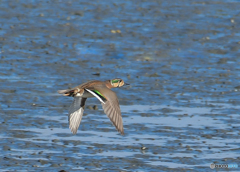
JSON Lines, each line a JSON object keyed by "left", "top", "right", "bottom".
{"left": 1, "top": 0, "right": 240, "bottom": 171}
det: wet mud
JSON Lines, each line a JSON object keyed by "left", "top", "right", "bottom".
{"left": 1, "top": 0, "right": 240, "bottom": 171}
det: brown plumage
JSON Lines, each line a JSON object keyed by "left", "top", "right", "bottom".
{"left": 58, "top": 78, "right": 128, "bottom": 135}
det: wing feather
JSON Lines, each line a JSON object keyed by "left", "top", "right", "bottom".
{"left": 68, "top": 97, "right": 87, "bottom": 134}
{"left": 98, "top": 87, "right": 124, "bottom": 135}
{"left": 85, "top": 89, "right": 105, "bottom": 104}
{"left": 85, "top": 86, "right": 124, "bottom": 135}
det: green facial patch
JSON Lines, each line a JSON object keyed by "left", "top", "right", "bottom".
{"left": 112, "top": 79, "right": 119, "bottom": 83}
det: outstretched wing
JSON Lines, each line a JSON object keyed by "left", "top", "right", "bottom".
{"left": 68, "top": 97, "right": 87, "bottom": 134}
{"left": 86, "top": 87, "right": 124, "bottom": 135}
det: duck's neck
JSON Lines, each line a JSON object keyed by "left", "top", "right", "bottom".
{"left": 105, "top": 80, "right": 113, "bottom": 89}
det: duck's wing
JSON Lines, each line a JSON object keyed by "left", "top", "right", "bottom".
{"left": 85, "top": 87, "right": 124, "bottom": 135}
{"left": 68, "top": 97, "right": 87, "bottom": 134}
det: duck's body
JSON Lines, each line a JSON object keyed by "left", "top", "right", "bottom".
{"left": 58, "top": 78, "right": 127, "bottom": 135}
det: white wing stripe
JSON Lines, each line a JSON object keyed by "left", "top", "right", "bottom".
{"left": 85, "top": 89, "right": 105, "bottom": 104}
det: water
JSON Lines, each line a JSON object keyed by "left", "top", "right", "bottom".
{"left": 1, "top": 0, "right": 240, "bottom": 171}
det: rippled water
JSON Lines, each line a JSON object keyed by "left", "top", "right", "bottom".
{"left": 1, "top": 0, "right": 240, "bottom": 171}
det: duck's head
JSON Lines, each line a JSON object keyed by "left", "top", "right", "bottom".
{"left": 109, "top": 78, "right": 129, "bottom": 88}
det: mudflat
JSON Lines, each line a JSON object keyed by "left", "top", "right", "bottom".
{"left": 0, "top": 0, "right": 240, "bottom": 171}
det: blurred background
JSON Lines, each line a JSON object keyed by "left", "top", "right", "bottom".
{"left": 0, "top": 0, "right": 240, "bottom": 171}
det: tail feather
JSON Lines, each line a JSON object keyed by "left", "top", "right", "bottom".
{"left": 58, "top": 89, "right": 68, "bottom": 94}
{"left": 58, "top": 89, "right": 73, "bottom": 96}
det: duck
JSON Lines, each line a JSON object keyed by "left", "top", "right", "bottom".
{"left": 58, "top": 78, "right": 128, "bottom": 135}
